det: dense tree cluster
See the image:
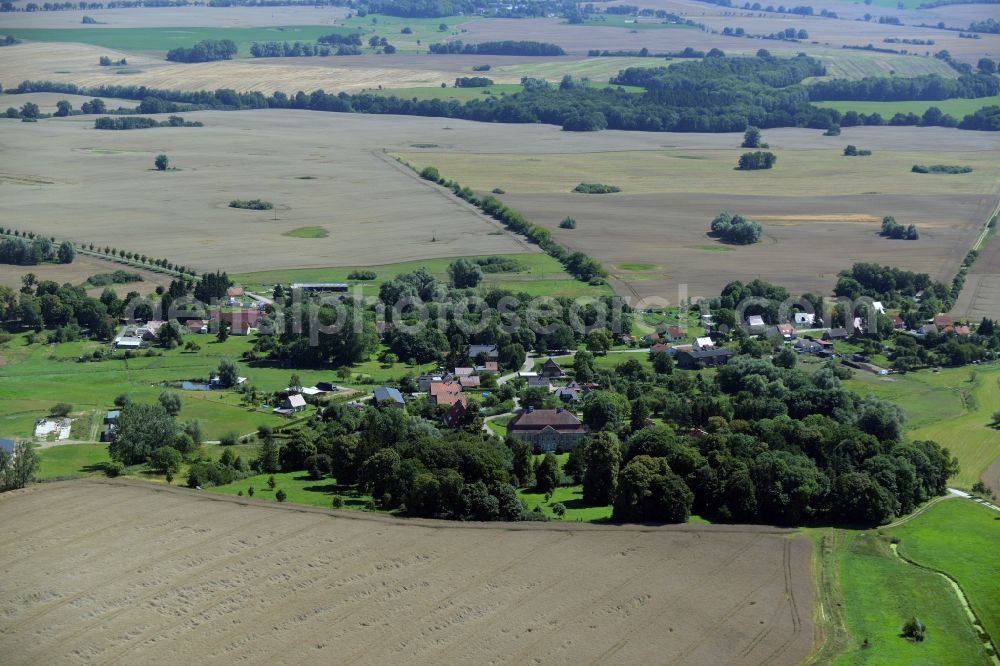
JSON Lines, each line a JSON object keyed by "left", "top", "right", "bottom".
{"left": 316, "top": 32, "right": 362, "bottom": 46}
{"left": 737, "top": 151, "right": 777, "bottom": 170}
{"left": 710, "top": 212, "right": 763, "bottom": 244}
{"left": 429, "top": 40, "right": 565, "bottom": 55}
{"left": 0, "top": 236, "right": 74, "bottom": 266}
{"left": 166, "top": 39, "right": 237, "bottom": 63}
{"left": 880, "top": 216, "right": 919, "bottom": 240}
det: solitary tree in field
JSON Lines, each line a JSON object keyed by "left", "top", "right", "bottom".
{"left": 158, "top": 391, "right": 183, "bottom": 416}
{"left": 741, "top": 125, "right": 761, "bottom": 148}
{"left": 54, "top": 100, "right": 72, "bottom": 117}
{"left": 154, "top": 154, "right": 169, "bottom": 171}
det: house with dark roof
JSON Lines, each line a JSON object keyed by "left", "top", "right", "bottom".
{"left": 372, "top": 387, "right": 405, "bottom": 408}
{"left": 468, "top": 344, "right": 499, "bottom": 360}
{"left": 442, "top": 401, "right": 467, "bottom": 428}
{"left": 675, "top": 348, "right": 734, "bottom": 369}
{"left": 539, "top": 358, "right": 565, "bottom": 379}
{"left": 823, "top": 328, "right": 849, "bottom": 341}
{"left": 794, "top": 339, "right": 823, "bottom": 354}
{"left": 507, "top": 408, "right": 587, "bottom": 452}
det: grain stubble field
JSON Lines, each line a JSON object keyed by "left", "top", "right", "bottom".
{"left": 0, "top": 480, "right": 815, "bottom": 665}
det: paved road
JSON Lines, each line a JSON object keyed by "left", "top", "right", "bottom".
{"left": 497, "top": 355, "right": 536, "bottom": 385}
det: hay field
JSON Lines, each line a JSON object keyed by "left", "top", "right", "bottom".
{"left": 397, "top": 125, "right": 1000, "bottom": 301}
{"left": 0, "top": 480, "right": 815, "bottom": 665}
{"left": 0, "top": 253, "right": 175, "bottom": 296}
{"left": 0, "top": 111, "right": 534, "bottom": 274}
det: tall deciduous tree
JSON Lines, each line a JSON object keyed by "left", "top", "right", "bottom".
{"left": 582, "top": 431, "right": 621, "bottom": 505}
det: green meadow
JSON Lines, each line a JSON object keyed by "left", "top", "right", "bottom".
{"left": 233, "top": 252, "right": 613, "bottom": 299}
{"left": 846, "top": 365, "right": 1000, "bottom": 488}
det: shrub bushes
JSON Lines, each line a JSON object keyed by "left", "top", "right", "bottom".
{"left": 559, "top": 217, "right": 577, "bottom": 229}
{"left": 347, "top": 270, "right": 377, "bottom": 280}
{"left": 911, "top": 164, "right": 973, "bottom": 174}
{"left": 573, "top": 183, "right": 621, "bottom": 194}
{"left": 229, "top": 199, "right": 273, "bottom": 210}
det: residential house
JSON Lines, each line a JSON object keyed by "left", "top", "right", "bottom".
{"left": 794, "top": 339, "right": 823, "bottom": 354}
{"left": 664, "top": 326, "right": 685, "bottom": 342}
{"left": 137, "top": 320, "right": 164, "bottom": 340}
{"left": 429, "top": 381, "right": 464, "bottom": 406}
{"left": 890, "top": 315, "right": 905, "bottom": 330}
{"left": 650, "top": 343, "right": 671, "bottom": 355}
{"left": 227, "top": 286, "right": 245, "bottom": 299}
{"left": 476, "top": 361, "right": 499, "bottom": 374}
{"left": 453, "top": 367, "right": 474, "bottom": 377}
{"left": 794, "top": 312, "right": 816, "bottom": 327}
{"left": 555, "top": 386, "right": 581, "bottom": 403}
{"left": 183, "top": 319, "right": 208, "bottom": 334}
{"left": 468, "top": 344, "right": 499, "bottom": 360}
{"left": 953, "top": 325, "right": 971, "bottom": 336}
{"left": 442, "top": 400, "right": 467, "bottom": 428}
{"left": 917, "top": 324, "right": 938, "bottom": 337}
{"left": 933, "top": 314, "right": 953, "bottom": 328}
{"left": 675, "top": 348, "right": 734, "bottom": 369}
{"left": 776, "top": 323, "right": 796, "bottom": 340}
{"left": 872, "top": 301, "right": 886, "bottom": 314}
{"left": 694, "top": 336, "right": 715, "bottom": 351}
{"left": 527, "top": 376, "right": 552, "bottom": 390}
{"left": 507, "top": 407, "right": 587, "bottom": 452}
{"left": 539, "top": 358, "right": 565, "bottom": 379}
{"left": 745, "top": 315, "right": 766, "bottom": 332}
{"left": 211, "top": 309, "right": 262, "bottom": 335}
{"left": 459, "top": 376, "right": 481, "bottom": 389}
{"left": 417, "top": 375, "right": 443, "bottom": 392}
{"left": 823, "top": 328, "right": 849, "bottom": 341}
{"left": 275, "top": 393, "right": 306, "bottom": 415}
{"left": 372, "top": 387, "right": 405, "bottom": 408}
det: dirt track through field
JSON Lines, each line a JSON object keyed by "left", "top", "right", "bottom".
{"left": 0, "top": 480, "right": 815, "bottom": 665}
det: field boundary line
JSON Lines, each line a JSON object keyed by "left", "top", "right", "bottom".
{"left": 69, "top": 477, "right": 799, "bottom": 535}
{"left": 373, "top": 149, "right": 538, "bottom": 254}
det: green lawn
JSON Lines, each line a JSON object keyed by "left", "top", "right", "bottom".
{"left": 232, "top": 252, "right": 612, "bottom": 299}
{"left": 845, "top": 365, "right": 1000, "bottom": 488}
{"left": 816, "top": 95, "right": 1000, "bottom": 120}
{"left": 204, "top": 470, "right": 373, "bottom": 509}
{"left": 0, "top": 333, "right": 299, "bottom": 440}
{"left": 284, "top": 226, "right": 328, "bottom": 238}
{"left": 518, "top": 484, "right": 613, "bottom": 522}
{"left": 35, "top": 443, "right": 111, "bottom": 480}
{"left": 830, "top": 529, "right": 991, "bottom": 665}
{"left": 888, "top": 499, "right": 1000, "bottom": 647}
{"left": 486, "top": 414, "right": 512, "bottom": 437}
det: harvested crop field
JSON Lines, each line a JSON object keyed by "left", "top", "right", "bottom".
{"left": 398, "top": 125, "right": 1000, "bottom": 301}
{"left": 0, "top": 111, "right": 534, "bottom": 274}
{"left": 0, "top": 253, "right": 175, "bottom": 297}
{"left": 0, "top": 480, "right": 814, "bottom": 665}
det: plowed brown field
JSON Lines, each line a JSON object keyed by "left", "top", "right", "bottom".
{"left": 0, "top": 480, "right": 815, "bottom": 665}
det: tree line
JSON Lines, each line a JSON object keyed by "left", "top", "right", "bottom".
{"left": 428, "top": 40, "right": 565, "bottom": 56}
{"left": 808, "top": 73, "right": 1000, "bottom": 102}
{"left": 13, "top": 50, "right": 999, "bottom": 135}
{"left": 94, "top": 115, "right": 202, "bottom": 129}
